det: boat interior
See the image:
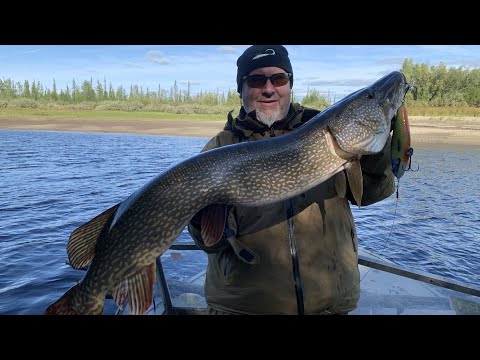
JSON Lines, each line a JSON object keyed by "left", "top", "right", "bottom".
{"left": 94, "top": 239, "right": 480, "bottom": 315}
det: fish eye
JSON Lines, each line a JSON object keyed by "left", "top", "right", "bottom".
{"left": 366, "top": 90, "right": 375, "bottom": 99}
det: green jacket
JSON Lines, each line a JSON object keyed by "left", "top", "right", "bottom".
{"left": 188, "top": 103, "right": 395, "bottom": 314}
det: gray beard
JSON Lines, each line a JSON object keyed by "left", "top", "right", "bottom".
{"left": 256, "top": 107, "right": 289, "bottom": 127}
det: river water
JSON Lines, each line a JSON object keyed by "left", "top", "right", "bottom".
{"left": 1, "top": 129, "right": 478, "bottom": 314}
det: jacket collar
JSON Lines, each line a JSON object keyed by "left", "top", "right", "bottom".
{"left": 229, "top": 103, "right": 305, "bottom": 139}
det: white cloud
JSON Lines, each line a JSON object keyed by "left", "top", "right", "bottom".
{"left": 217, "top": 46, "right": 240, "bottom": 54}
{"left": 144, "top": 50, "right": 170, "bottom": 65}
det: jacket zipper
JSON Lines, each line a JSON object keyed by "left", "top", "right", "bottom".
{"left": 223, "top": 250, "right": 233, "bottom": 277}
{"left": 270, "top": 126, "right": 276, "bottom": 137}
{"left": 286, "top": 198, "right": 305, "bottom": 315}
{"left": 343, "top": 203, "right": 357, "bottom": 253}
{"left": 270, "top": 126, "right": 305, "bottom": 315}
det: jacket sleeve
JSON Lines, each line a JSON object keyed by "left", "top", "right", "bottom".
{"left": 347, "top": 135, "right": 396, "bottom": 206}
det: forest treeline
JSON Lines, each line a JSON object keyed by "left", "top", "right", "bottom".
{"left": 1, "top": 59, "right": 480, "bottom": 115}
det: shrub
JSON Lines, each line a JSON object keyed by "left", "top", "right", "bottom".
{"left": 8, "top": 98, "right": 39, "bottom": 108}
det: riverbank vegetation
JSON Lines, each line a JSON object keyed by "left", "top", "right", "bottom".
{"left": 1, "top": 59, "right": 480, "bottom": 117}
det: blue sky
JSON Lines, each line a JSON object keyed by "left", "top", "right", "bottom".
{"left": 1, "top": 45, "right": 480, "bottom": 102}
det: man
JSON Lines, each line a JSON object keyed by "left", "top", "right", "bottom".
{"left": 188, "top": 45, "right": 395, "bottom": 315}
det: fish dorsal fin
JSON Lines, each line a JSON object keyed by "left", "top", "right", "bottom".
{"left": 346, "top": 160, "right": 363, "bottom": 208}
{"left": 112, "top": 263, "right": 156, "bottom": 315}
{"left": 335, "top": 171, "right": 347, "bottom": 198}
{"left": 201, "top": 204, "right": 227, "bottom": 247}
{"left": 67, "top": 203, "right": 120, "bottom": 269}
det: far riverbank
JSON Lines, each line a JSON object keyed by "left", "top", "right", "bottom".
{"left": 1, "top": 114, "right": 479, "bottom": 146}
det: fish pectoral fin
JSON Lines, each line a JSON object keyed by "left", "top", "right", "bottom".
{"left": 201, "top": 204, "right": 227, "bottom": 247}
{"left": 112, "top": 262, "right": 156, "bottom": 315}
{"left": 67, "top": 203, "right": 120, "bottom": 269}
{"left": 346, "top": 160, "right": 363, "bottom": 208}
{"left": 335, "top": 170, "right": 347, "bottom": 198}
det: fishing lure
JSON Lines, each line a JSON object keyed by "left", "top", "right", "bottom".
{"left": 391, "top": 103, "right": 414, "bottom": 179}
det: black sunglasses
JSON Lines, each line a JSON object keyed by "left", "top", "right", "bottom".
{"left": 243, "top": 73, "right": 292, "bottom": 89}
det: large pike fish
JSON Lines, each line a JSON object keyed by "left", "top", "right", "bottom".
{"left": 45, "top": 71, "right": 408, "bottom": 315}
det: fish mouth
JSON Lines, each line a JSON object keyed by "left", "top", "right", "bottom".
{"left": 373, "top": 71, "right": 408, "bottom": 114}
{"left": 370, "top": 71, "right": 409, "bottom": 146}
{"left": 374, "top": 71, "right": 407, "bottom": 96}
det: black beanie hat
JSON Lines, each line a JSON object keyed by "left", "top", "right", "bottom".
{"left": 236, "top": 45, "right": 293, "bottom": 93}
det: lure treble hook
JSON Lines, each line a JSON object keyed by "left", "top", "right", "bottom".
{"left": 403, "top": 147, "right": 419, "bottom": 172}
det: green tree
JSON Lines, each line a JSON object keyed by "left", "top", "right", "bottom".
{"left": 116, "top": 85, "right": 126, "bottom": 100}
{"left": 52, "top": 79, "right": 58, "bottom": 101}
{"left": 72, "top": 79, "right": 80, "bottom": 103}
{"left": 31, "top": 80, "right": 38, "bottom": 100}
{"left": 103, "top": 77, "right": 108, "bottom": 99}
{"left": 301, "top": 88, "right": 330, "bottom": 110}
{"left": 108, "top": 82, "right": 115, "bottom": 100}
{"left": 96, "top": 80, "right": 104, "bottom": 101}
{"left": 82, "top": 80, "right": 96, "bottom": 101}
{"left": 24, "top": 80, "right": 31, "bottom": 98}
{"left": 226, "top": 88, "right": 239, "bottom": 106}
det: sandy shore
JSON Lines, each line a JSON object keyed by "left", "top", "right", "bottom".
{"left": 1, "top": 114, "right": 480, "bottom": 146}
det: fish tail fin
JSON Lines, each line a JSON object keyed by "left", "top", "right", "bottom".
{"left": 44, "top": 284, "right": 103, "bottom": 315}
{"left": 44, "top": 288, "right": 80, "bottom": 315}
{"left": 112, "top": 262, "right": 156, "bottom": 315}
